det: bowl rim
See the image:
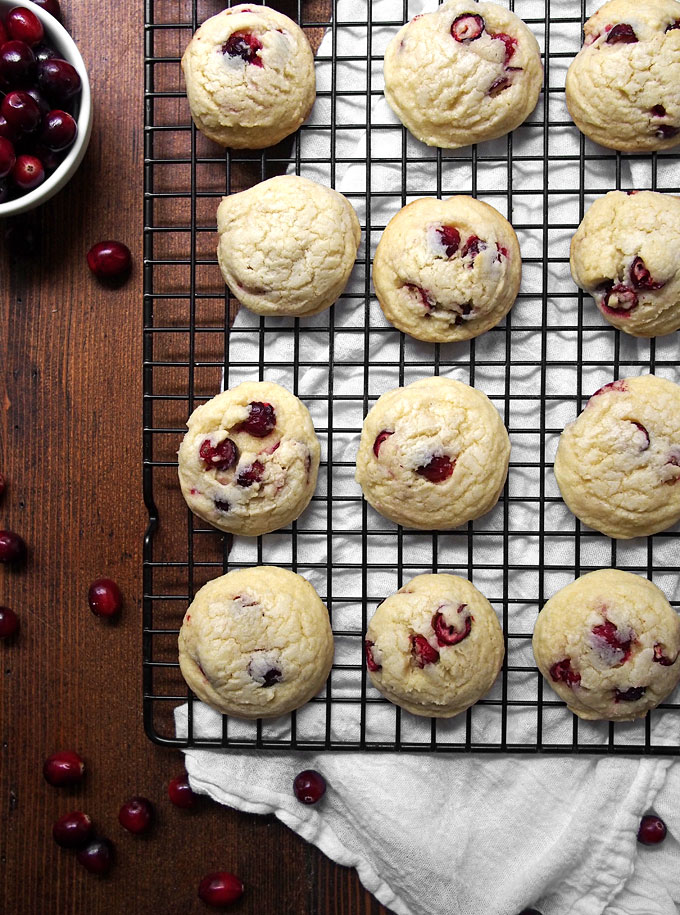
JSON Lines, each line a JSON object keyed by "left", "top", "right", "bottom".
{"left": 0, "top": 0, "right": 92, "bottom": 217}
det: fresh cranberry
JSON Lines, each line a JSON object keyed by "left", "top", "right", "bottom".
{"left": 656, "top": 124, "right": 679, "bottom": 140}
{"left": 237, "top": 401, "right": 276, "bottom": 437}
{"left": 43, "top": 750, "right": 85, "bottom": 787}
{"left": 0, "top": 178, "right": 9, "bottom": 203}
{"left": 0, "top": 41, "right": 36, "bottom": 86}
{"left": 0, "top": 530, "right": 27, "bottom": 564}
{"left": 0, "top": 607, "right": 19, "bottom": 639}
{"left": 199, "top": 437, "right": 238, "bottom": 472}
{"left": 451, "top": 13, "right": 484, "bottom": 42}
{"left": 34, "top": 43, "right": 59, "bottom": 63}
{"left": 25, "top": 88, "right": 49, "bottom": 117}
{"left": 437, "top": 225, "right": 460, "bottom": 257}
{"left": 0, "top": 137, "right": 16, "bottom": 178}
{"left": 651, "top": 105, "right": 667, "bottom": 117}
{"left": 410, "top": 633, "right": 440, "bottom": 668}
{"left": 198, "top": 872, "right": 245, "bottom": 908}
{"left": 432, "top": 605, "right": 471, "bottom": 646}
{"left": 488, "top": 76, "right": 511, "bottom": 95}
{"left": 31, "top": 142, "right": 62, "bottom": 173}
{"left": 168, "top": 773, "right": 197, "bottom": 809}
{"left": 416, "top": 454, "right": 454, "bottom": 483}
{"left": 653, "top": 643, "right": 677, "bottom": 666}
{"left": 0, "top": 20, "right": 7, "bottom": 44}
{"left": 0, "top": 115, "right": 19, "bottom": 143}
{"left": 637, "top": 814, "right": 667, "bottom": 845}
{"left": 12, "top": 154, "right": 44, "bottom": 191}
{"left": 214, "top": 499, "right": 230, "bottom": 513}
{"left": 549, "top": 657, "right": 581, "bottom": 686}
{"left": 41, "top": 109, "right": 76, "bottom": 150}
{"left": 77, "top": 839, "right": 114, "bottom": 875}
{"left": 53, "top": 811, "right": 94, "bottom": 848}
{"left": 461, "top": 235, "right": 486, "bottom": 260}
{"left": 32, "top": 0, "right": 62, "bottom": 18}
{"left": 493, "top": 31, "right": 517, "bottom": 62}
{"left": 6, "top": 8, "right": 44, "bottom": 46}
{"left": 37, "top": 58, "right": 81, "bottom": 104}
{"left": 615, "top": 686, "right": 646, "bottom": 702}
{"left": 365, "top": 639, "right": 381, "bottom": 672}
{"left": 592, "top": 379, "right": 627, "bottom": 397}
{"left": 236, "top": 460, "right": 264, "bottom": 487}
{"left": 222, "top": 30, "right": 263, "bottom": 66}
{"left": 2, "top": 91, "right": 41, "bottom": 132}
{"left": 600, "top": 283, "right": 638, "bottom": 314}
{"left": 373, "top": 430, "right": 393, "bottom": 457}
{"left": 630, "top": 257, "right": 664, "bottom": 290}
{"left": 86, "top": 240, "right": 132, "bottom": 279}
{"left": 118, "top": 797, "right": 154, "bottom": 834}
{"left": 293, "top": 769, "right": 326, "bottom": 804}
{"left": 606, "top": 23, "right": 637, "bottom": 44}
{"left": 88, "top": 578, "right": 122, "bottom": 618}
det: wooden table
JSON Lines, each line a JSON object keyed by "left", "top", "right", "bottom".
{"left": 0, "top": 3, "right": 391, "bottom": 912}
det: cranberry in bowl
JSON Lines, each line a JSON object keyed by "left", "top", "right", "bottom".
{"left": 0, "top": 0, "right": 91, "bottom": 216}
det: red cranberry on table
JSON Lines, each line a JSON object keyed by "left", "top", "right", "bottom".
{"left": 32, "top": 0, "right": 62, "bottom": 19}
{"left": 86, "top": 240, "right": 132, "bottom": 280}
{"left": 198, "top": 872, "right": 245, "bottom": 908}
{"left": 118, "top": 796, "right": 154, "bottom": 834}
{"left": 637, "top": 814, "right": 667, "bottom": 845}
{"left": 88, "top": 578, "right": 123, "bottom": 618}
{"left": 76, "top": 839, "right": 114, "bottom": 875}
{"left": 53, "top": 811, "right": 94, "bottom": 848}
{"left": 41, "top": 109, "right": 76, "bottom": 149}
{"left": 43, "top": 750, "right": 85, "bottom": 787}
{"left": 0, "top": 41, "right": 37, "bottom": 86}
{"left": 0, "top": 529, "right": 27, "bottom": 564}
{"left": 293, "top": 769, "right": 326, "bottom": 804}
{"left": 6, "top": 8, "right": 45, "bottom": 47}
{"left": 37, "top": 58, "right": 81, "bottom": 104}
{"left": 0, "top": 606, "right": 19, "bottom": 639}
{"left": 168, "top": 772, "right": 197, "bottom": 809}
{"left": 0, "top": 138, "right": 16, "bottom": 179}
{"left": 12, "top": 154, "right": 45, "bottom": 191}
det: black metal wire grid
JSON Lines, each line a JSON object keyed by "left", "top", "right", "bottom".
{"left": 143, "top": 0, "right": 680, "bottom": 753}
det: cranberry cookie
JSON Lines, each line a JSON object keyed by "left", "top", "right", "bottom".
{"left": 372, "top": 196, "right": 521, "bottom": 343}
{"left": 566, "top": 0, "right": 680, "bottom": 153}
{"left": 178, "top": 566, "right": 334, "bottom": 719}
{"left": 365, "top": 574, "right": 504, "bottom": 718}
{"left": 217, "top": 175, "right": 361, "bottom": 317}
{"left": 181, "top": 4, "right": 315, "bottom": 149}
{"left": 355, "top": 376, "right": 510, "bottom": 530}
{"left": 533, "top": 570, "right": 680, "bottom": 721}
{"left": 554, "top": 375, "right": 680, "bottom": 539}
{"left": 571, "top": 191, "right": 680, "bottom": 338}
{"left": 383, "top": 0, "right": 542, "bottom": 149}
{"left": 178, "top": 381, "right": 320, "bottom": 537}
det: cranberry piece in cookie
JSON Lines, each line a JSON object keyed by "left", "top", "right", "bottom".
{"left": 488, "top": 76, "right": 511, "bottom": 96}
{"left": 591, "top": 619, "right": 634, "bottom": 665}
{"left": 199, "top": 437, "right": 239, "bottom": 471}
{"left": 436, "top": 225, "right": 461, "bottom": 257}
{"left": 373, "top": 430, "right": 393, "bottom": 457}
{"left": 600, "top": 283, "right": 638, "bottom": 315}
{"left": 651, "top": 105, "right": 667, "bottom": 117}
{"left": 451, "top": 14, "right": 484, "bottom": 43}
{"left": 549, "top": 657, "right": 581, "bottom": 686}
{"left": 248, "top": 652, "right": 283, "bottom": 687}
{"left": 461, "top": 235, "right": 486, "bottom": 261}
{"left": 630, "top": 422, "right": 650, "bottom": 451}
{"left": 432, "top": 604, "right": 472, "bottom": 646}
{"left": 615, "top": 685, "right": 646, "bottom": 702}
{"left": 410, "top": 633, "right": 440, "bottom": 668}
{"left": 492, "top": 31, "right": 517, "bottom": 63}
{"left": 405, "top": 282, "right": 436, "bottom": 311}
{"left": 237, "top": 401, "right": 276, "bottom": 437}
{"left": 365, "top": 639, "right": 381, "bottom": 672}
{"left": 592, "top": 379, "right": 628, "bottom": 397}
{"left": 653, "top": 643, "right": 678, "bottom": 666}
{"left": 629, "top": 257, "right": 664, "bottom": 290}
{"left": 222, "top": 30, "right": 264, "bottom": 66}
{"left": 237, "top": 460, "right": 264, "bottom": 487}
{"left": 656, "top": 125, "right": 679, "bottom": 140}
{"left": 416, "top": 454, "right": 455, "bottom": 483}
{"left": 606, "top": 23, "right": 638, "bottom": 44}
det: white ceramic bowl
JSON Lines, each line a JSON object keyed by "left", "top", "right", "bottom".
{"left": 0, "top": 0, "right": 91, "bottom": 216}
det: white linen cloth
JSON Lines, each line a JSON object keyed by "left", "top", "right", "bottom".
{"left": 177, "top": 1, "right": 680, "bottom": 912}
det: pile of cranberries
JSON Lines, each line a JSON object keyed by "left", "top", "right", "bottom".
{"left": 0, "top": 3, "right": 80, "bottom": 202}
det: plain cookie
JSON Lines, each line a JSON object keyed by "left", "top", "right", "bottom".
{"left": 533, "top": 570, "right": 680, "bottom": 721}
{"left": 365, "top": 573, "right": 504, "bottom": 718}
{"left": 355, "top": 376, "right": 510, "bottom": 530}
{"left": 182, "top": 4, "right": 316, "bottom": 149}
{"left": 565, "top": 0, "right": 680, "bottom": 152}
{"left": 178, "top": 381, "right": 320, "bottom": 537}
{"left": 178, "top": 566, "right": 334, "bottom": 719}
{"left": 383, "top": 0, "right": 543, "bottom": 149}
{"left": 217, "top": 175, "right": 361, "bottom": 317}
{"left": 570, "top": 190, "right": 680, "bottom": 337}
{"left": 372, "top": 196, "right": 521, "bottom": 342}
{"left": 554, "top": 375, "right": 680, "bottom": 539}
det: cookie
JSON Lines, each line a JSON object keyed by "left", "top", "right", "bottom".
{"left": 181, "top": 4, "right": 316, "bottom": 149}
{"left": 372, "top": 196, "right": 521, "bottom": 343}
{"left": 355, "top": 376, "right": 510, "bottom": 530}
{"left": 217, "top": 175, "right": 361, "bottom": 318}
{"left": 383, "top": 0, "right": 543, "bottom": 149}
{"left": 554, "top": 375, "right": 680, "bottom": 540}
{"left": 178, "top": 566, "right": 334, "bottom": 719}
{"left": 565, "top": 0, "right": 680, "bottom": 153}
{"left": 178, "top": 381, "right": 320, "bottom": 537}
{"left": 533, "top": 570, "right": 680, "bottom": 721}
{"left": 570, "top": 191, "right": 680, "bottom": 338}
{"left": 365, "top": 573, "right": 504, "bottom": 718}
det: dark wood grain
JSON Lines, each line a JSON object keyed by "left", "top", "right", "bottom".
{"left": 0, "top": 2, "right": 391, "bottom": 913}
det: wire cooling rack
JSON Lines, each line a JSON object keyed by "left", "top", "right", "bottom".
{"left": 144, "top": 0, "right": 680, "bottom": 753}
